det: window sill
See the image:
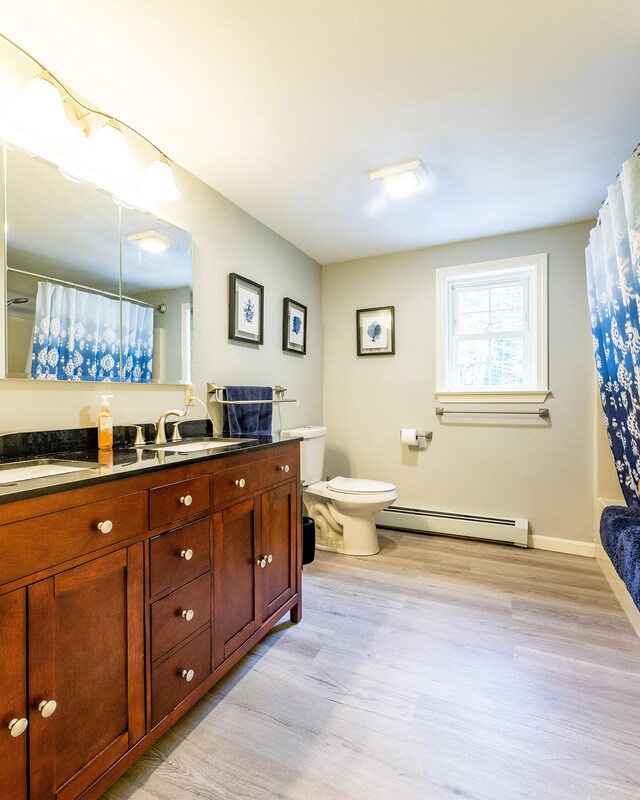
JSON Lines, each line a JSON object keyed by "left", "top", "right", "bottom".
{"left": 434, "top": 390, "right": 550, "bottom": 404}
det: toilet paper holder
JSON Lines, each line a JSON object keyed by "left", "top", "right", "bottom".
{"left": 400, "top": 429, "right": 433, "bottom": 445}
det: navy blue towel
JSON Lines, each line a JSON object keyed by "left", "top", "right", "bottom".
{"left": 222, "top": 386, "right": 273, "bottom": 437}
{"left": 600, "top": 504, "right": 640, "bottom": 610}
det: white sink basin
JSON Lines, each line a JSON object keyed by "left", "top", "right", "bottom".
{"left": 149, "top": 438, "right": 254, "bottom": 454}
{"left": 0, "top": 460, "right": 98, "bottom": 485}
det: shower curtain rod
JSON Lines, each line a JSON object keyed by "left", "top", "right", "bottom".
{"left": 599, "top": 141, "right": 640, "bottom": 211}
{"left": 7, "top": 266, "right": 167, "bottom": 313}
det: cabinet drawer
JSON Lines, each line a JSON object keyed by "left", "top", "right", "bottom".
{"left": 151, "top": 626, "right": 212, "bottom": 728}
{"left": 149, "top": 475, "right": 210, "bottom": 529}
{"left": 213, "top": 454, "right": 297, "bottom": 508}
{"left": 149, "top": 517, "right": 211, "bottom": 597}
{"left": 151, "top": 573, "right": 212, "bottom": 662}
{"left": 0, "top": 492, "right": 147, "bottom": 585}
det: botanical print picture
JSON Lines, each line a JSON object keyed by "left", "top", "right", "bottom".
{"left": 228, "top": 273, "right": 264, "bottom": 344}
{"left": 283, "top": 297, "right": 307, "bottom": 354}
{"left": 356, "top": 306, "right": 395, "bottom": 356}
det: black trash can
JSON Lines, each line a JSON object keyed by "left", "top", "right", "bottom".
{"left": 302, "top": 516, "right": 315, "bottom": 565}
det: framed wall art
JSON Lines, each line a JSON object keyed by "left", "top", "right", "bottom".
{"left": 356, "top": 305, "right": 395, "bottom": 356}
{"left": 228, "top": 273, "right": 264, "bottom": 344}
{"left": 283, "top": 297, "right": 307, "bottom": 354}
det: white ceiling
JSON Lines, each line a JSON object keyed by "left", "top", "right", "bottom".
{"left": 3, "top": 1, "right": 640, "bottom": 264}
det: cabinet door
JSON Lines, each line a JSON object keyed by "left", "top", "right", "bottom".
{"left": 0, "top": 589, "right": 28, "bottom": 800}
{"left": 260, "top": 482, "right": 297, "bottom": 620}
{"left": 213, "top": 498, "right": 259, "bottom": 667}
{"left": 28, "top": 545, "right": 144, "bottom": 800}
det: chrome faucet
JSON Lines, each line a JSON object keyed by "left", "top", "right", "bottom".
{"left": 154, "top": 409, "right": 186, "bottom": 445}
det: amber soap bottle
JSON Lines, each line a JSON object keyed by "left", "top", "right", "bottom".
{"left": 98, "top": 395, "right": 114, "bottom": 450}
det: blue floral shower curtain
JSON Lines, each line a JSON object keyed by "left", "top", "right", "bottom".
{"left": 586, "top": 154, "right": 640, "bottom": 505}
{"left": 31, "top": 281, "right": 153, "bottom": 383}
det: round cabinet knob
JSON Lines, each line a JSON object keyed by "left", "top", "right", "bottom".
{"left": 181, "top": 669, "right": 195, "bottom": 682}
{"left": 235, "top": 478, "right": 246, "bottom": 488}
{"left": 180, "top": 495, "right": 193, "bottom": 506}
{"left": 267, "top": 554, "right": 273, "bottom": 564}
{"left": 180, "top": 549, "right": 193, "bottom": 561}
{"left": 181, "top": 609, "right": 195, "bottom": 622}
{"left": 256, "top": 556, "right": 267, "bottom": 568}
{"left": 96, "top": 519, "right": 113, "bottom": 534}
{"left": 8, "top": 717, "right": 28, "bottom": 738}
{"left": 38, "top": 700, "right": 57, "bottom": 718}
{"left": 280, "top": 464, "right": 290, "bottom": 473}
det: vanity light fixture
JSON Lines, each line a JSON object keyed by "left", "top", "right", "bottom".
{"left": 127, "top": 229, "right": 176, "bottom": 253}
{"left": 94, "top": 120, "right": 134, "bottom": 174}
{"left": 367, "top": 157, "right": 427, "bottom": 199}
{"left": 21, "top": 72, "right": 88, "bottom": 139}
{"left": 0, "top": 32, "right": 181, "bottom": 201}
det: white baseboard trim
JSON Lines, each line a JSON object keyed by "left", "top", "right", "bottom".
{"left": 595, "top": 541, "right": 640, "bottom": 638}
{"left": 529, "top": 535, "right": 595, "bottom": 558}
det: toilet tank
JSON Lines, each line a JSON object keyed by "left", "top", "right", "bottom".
{"left": 280, "top": 425, "right": 326, "bottom": 485}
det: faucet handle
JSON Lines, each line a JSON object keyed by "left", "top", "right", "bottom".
{"left": 170, "top": 421, "right": 184, "bottom": 443}
{"left": 132, "top": 425, "right": 146, "bottom": 447}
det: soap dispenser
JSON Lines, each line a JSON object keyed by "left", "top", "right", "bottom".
{"left": 98, "top": 395, "right": 114, "bottom": 450}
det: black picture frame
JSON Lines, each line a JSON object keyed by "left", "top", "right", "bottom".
{"left": 282, "top": 297, "right": 307, "bottom": 354}
{"left": 356, "top": 306, "right": 395, "bottom": 356}
{"left": 228, "top": 273, "right": 264, "bottom": 344}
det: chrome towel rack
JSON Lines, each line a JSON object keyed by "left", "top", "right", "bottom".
{"left": 436, "top": 407, "right": 549, "bottom": 418}
{"left": 207, "top": 383, "right": 297, "bottom": 405}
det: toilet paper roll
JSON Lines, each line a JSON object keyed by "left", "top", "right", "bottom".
{"left": 400, "top": 428, "right": 419, "bottom": 446}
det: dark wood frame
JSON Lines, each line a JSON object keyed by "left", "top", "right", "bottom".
{"left": 228, "top": 273, "right": 264, "bottom": 344}
{"left": 356, "top": 305, "right": 395, "bottom": 356}
{"left": 282, "top": 297, "right": 307, "bottom": 354}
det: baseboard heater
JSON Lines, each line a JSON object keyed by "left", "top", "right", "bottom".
{"left": 376, "top": 506, "right": 529, "bottom": 547}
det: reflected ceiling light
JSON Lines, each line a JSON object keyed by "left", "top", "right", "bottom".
{"left": 368, "top": 157, "right": 427, "bottom": 199}
{"left": 146, "top": 157, "right": 181, "bottom": 201}
{"left": 127, "top": 229, "right": 176, "bottom": 253}
{"left": 1, "top": 32, "right": 181, "bottom": 202}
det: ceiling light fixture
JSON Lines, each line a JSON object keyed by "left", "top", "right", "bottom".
{"left": 0, "top": 32, "right": 181, "bottom": 201}
{"left": 368, "top": 157, "right": 427, "bottom": 199}
{"left": 127, "top": 229, "right": 176, "bottom": 253}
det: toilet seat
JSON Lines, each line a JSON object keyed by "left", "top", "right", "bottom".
{"left": 327, "top": 476, "right": 396, "bottom": 495}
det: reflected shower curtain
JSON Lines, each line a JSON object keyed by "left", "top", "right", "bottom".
{"left": 31, "top": 281, "right": 153, "bottom": 383}
{"left": 586, "top": 155, "right": 640, "bottom": 505}
{"left": 121, "top": 300, "right": 154, "bottom": 383}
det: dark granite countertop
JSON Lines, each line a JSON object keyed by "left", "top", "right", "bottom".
{"left": 0, "top": 420, "right": 300, "bottom": 505}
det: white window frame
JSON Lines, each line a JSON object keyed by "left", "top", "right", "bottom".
{"left": 435, "top": 254, "right": 549, "bottom": 403}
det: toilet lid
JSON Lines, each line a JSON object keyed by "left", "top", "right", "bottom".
{"left": 327, "top": 476, "right": 396, "bottom": 495}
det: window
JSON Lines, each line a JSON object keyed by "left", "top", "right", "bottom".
{"left": 435, "top": 254, "right": 548, "bottom": 402}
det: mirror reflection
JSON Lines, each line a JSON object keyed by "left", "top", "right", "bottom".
{"left": 3, "top": 143, "right": 192, "bottom": 384}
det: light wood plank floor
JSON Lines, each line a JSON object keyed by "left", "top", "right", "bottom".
{"left": 104, "top": 530, "right": 640, "bottom": 800}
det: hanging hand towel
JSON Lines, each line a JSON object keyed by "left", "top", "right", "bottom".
{"left": 222, "top": 386, "right": 273, "bottom": 437}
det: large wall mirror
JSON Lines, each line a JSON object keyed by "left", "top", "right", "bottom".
{"left": 2, "top": 142, "right": 192, "bottom": 383}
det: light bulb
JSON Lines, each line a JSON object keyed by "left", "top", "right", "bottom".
{"left": 21, "top": 73, "right": 74, "bottom": 138}
{"left": 381, "top": 171, "right": 421, "bottom": 199}
{"left": 93, "top": 120, "right": 134, "bottom": 174}
{"left": 146, "top": 157, "right": 180, "bottom": 201}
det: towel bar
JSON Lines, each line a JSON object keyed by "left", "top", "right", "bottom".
{"left": 207, "top": 383, "right": 297, "bottom": 404}
{"left": 436, "top": 407, "right": 549, "bottom": 418}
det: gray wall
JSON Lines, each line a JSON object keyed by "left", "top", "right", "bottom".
{"left": 0, "top": 163, "right": 323, "bottom": 434}
{"left": 322, "top": 221, "right": 595, "bottom": 543}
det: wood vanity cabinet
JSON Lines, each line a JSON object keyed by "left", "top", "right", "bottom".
{"left": 0, "top": 440, "right": 301, "bottom": 800}
{"left": 213, "top": 451, "right": 299, "bottom": 666}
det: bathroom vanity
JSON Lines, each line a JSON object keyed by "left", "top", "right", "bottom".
{"left": 0, "top": 435, "right": 301, "bottom": 800}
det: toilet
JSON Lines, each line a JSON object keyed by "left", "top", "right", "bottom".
{"left": 280, "top": 426, "right": 397, "bottom": 556}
